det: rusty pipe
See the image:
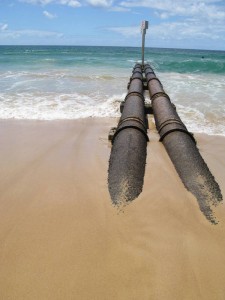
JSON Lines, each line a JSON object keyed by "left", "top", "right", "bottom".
{"left": 108, "top": 64, "right": 148, "bottom": 207}
{"left": 144, "top": 64, "right": 222, "bottom": 224}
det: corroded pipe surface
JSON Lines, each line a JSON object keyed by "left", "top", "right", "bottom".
{"left": 108, "top": 64, "right": 148, "bottom": 207}
{"left": 144, "top": 64, "right": 223, "bottom": 224}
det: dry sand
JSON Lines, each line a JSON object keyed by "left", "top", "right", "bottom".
{"left": 0, "top": 118, "right": 224, "bottom": 300}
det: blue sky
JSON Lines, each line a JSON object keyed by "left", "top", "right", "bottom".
{"left": 0, "top": 0, "right": 225, "bottom": 50}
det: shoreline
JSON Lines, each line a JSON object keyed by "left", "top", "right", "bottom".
{"left": 0, "top": 116, "right": 224, "bottom": 137}
{"left": 0, "top": 117, "right": 225, "bottom": 299}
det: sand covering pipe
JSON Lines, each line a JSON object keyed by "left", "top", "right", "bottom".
{"left": 108, "top": 64, "right": 148, "bottom": 207}
{"left": 144, "top": 64, "right": 223, "bottom": 224}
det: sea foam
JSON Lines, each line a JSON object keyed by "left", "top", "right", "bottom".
{"left": 0, "top": 45, "right": 224, "bottom": 136}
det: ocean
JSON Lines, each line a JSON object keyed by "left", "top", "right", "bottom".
{"left": 0, "top": 45, "right": 224, "bottom": 135}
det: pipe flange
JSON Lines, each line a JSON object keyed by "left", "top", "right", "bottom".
{"left": 159, "top": 128, "right": 196, "bottom": 144}
{"left": 125, "top": 91, "right": 145, "bottom": 102}
{"left": 132, "top": 70, "right": 143, "bottom": 76}
{"left": 134, "top": 64, "right": 142, "bottom": 69}
{"left": 158, "top": 118, "right": 185, "bottom": 133}
{"left": 112, "top": 126, "right": 149, "bottom": 143}
{"left": 129, "top": 75, "right": 143, "bottom": 83}
{"left": 146, "top": 76, "right": 162, "bottom": 87}
{"left": 145, "top": 70, "right": 155, "bottom": 77}
{"left": 118, "top": 116, "right": 147, "bottom": 129}
{"left": 151, "top": 91, "right": 170, "bottom": 103}
{"left": 111, "top": 116, "right": 149, "bottom": 143}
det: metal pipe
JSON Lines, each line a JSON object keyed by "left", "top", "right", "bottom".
{"left": 144, "top": 64, "right": 222, "bottom": 224}
{"left": 108, "top": 64, "right": 148, "bottom": 207}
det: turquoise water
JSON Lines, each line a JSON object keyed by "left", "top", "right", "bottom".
{"left": 1, "top": 46, "right": 224, "bottom": 73}
{"left": 0, "top": 45, "right": 225, "bottom": 135}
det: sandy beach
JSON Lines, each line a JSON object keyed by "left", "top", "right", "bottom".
{"left": 0, "top": 117, "right": 225, "bottom": 300}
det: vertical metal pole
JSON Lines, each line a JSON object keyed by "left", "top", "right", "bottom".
{"left": 141, "top": 20, "right": 148, "bottom": 67}
{"left": 142, "top": 29, "right": 145, "bottom": 67}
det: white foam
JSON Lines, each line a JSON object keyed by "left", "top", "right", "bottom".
{"left": 176, "top": 104, "right": 225, "bottom": 136}
{"left": 157, "top": 72, "right": 225, "bottom": 135}
{"left": 0, "top": 92, "right": 125, "bottom": 120}
{"left": 0, "top": 69, "right": 224, "bottom": 136}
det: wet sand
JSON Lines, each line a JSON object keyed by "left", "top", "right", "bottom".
{"left": 0, "top": 118, "right": 225, "bottom": 300}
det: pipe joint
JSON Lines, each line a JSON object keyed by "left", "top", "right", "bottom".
{"left": 145, "top": 70, "right": 155, "bottom": 77}
{"left": 125, "top": 91, "right": 145, "bottom": 102}
{"left": 112, "top": 116, "right": 149, "bottom": 143}
{"left": 158, "top": 118, "right": 196, "bottom": 143}
{"left": 158, "top": 118, "right": 185, "bottom": 133}
{"left": 146, "top": 76, "right": 162, "bottom": 87}
{"left": 151, "top": 91, "right": 170, "bottom": 103}
{"left": 159, "top": 128, "right": 196, "bottom": 143}
{"left": 134, "top": 63, "right": 142, "bottom": 69}
{"left": 130, "top": 75, "right": 143, "bottom": 81}
{"left": 132, "top": 70, "right": 142, "bottom": 76}
{"left": 144, "top": 65, "right": 155, "bottom": 75}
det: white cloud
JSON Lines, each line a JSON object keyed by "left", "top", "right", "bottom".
{"left": 20, "top": 0, "right": 122, "bottom": 8}
{"left": 109, "top": 6, "right": 130, "bottom": 11}
{"left": 0, "top": 28, "right": 63, "bottom": 41}
{"left": 20, "top": 0, "right": 53, "bottom": 4}
{"left": 110, "top": 0, "right": 225, "bottom": 46}
{"left": 108, "top": 26, "right": 140, "bottom": 37}
{"left": 43, "top": 10, "right": 57, "bottom": 18}
{"left": 120, "top": 0, "right": 225, "bottom": 21}
{"left": 22, "top": 29, "right": 63, "bottom": 38}
{"left": 18, "top": 0, "right": 225, "bottom": 17}
{"left": 108, "top": 18, "right": 225, "bottom": 42}
{"left": 86, "top": 0, "right": 113, "bottom": 7}
{"left": 155, "top": 12, "right": 170, "bottom": 19}
{"left": 20, "top": 0, "right": 81, "bottom": 7}
{"left": 65, "top": 0, "right": 81, "bottom": 7}
{"left": 0, "top": 23, "right": 8, "bottom": 31}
